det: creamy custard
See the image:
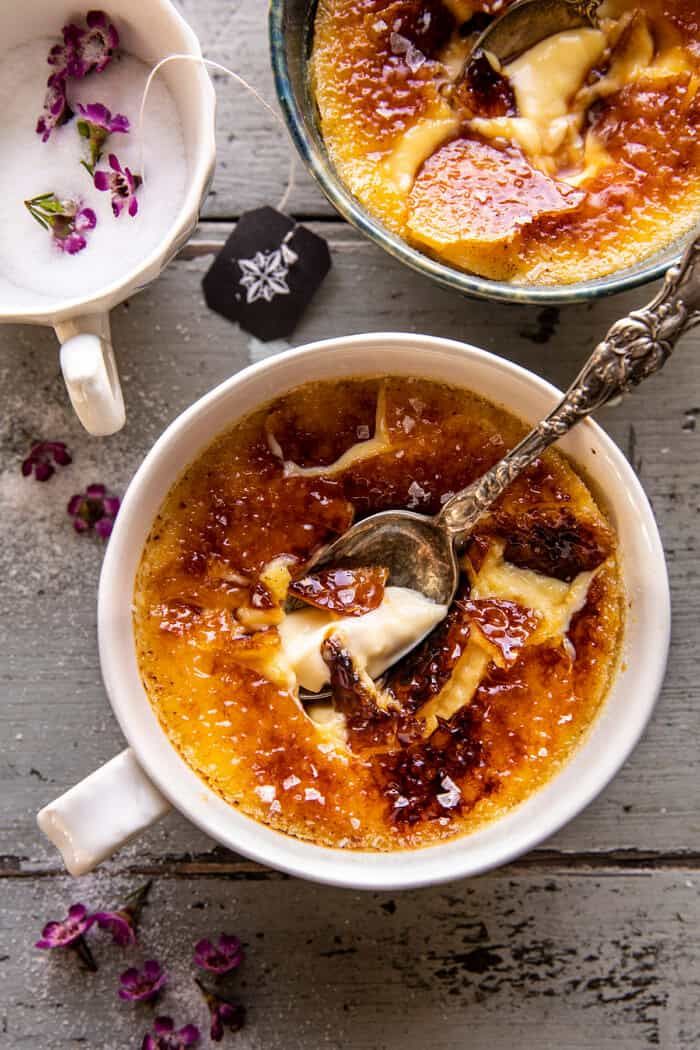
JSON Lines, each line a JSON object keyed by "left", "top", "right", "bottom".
{"left": 311, "top": 0, "right": 700, "bottom": 283}
{"left": 134, "top": 377, "right": 623, "bottom": 851}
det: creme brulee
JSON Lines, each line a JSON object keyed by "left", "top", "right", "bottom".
{"left": 310, "top": 0, "right": 700, "bottom": 283}
{"left": 133, "top": 378, "right": 623, "bottom": 851}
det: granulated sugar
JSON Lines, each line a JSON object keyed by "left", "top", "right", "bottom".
{"left": 0, "top": 38, "right": 187, "bottom": 301}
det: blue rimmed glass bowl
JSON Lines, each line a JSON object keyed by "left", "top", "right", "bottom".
{"left": 269, "top": 0, "right": 697, "bottom": 305}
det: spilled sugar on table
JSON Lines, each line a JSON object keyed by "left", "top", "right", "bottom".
{"left": 0, "top": 0, "right": 699, "bottom": 1046}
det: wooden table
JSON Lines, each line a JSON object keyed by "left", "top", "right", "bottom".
{"left": 1, "top": 2, "right": 699, "bottom": 1046}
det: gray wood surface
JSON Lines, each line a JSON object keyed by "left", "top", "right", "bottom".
{"left": 1, "top": 0, "right": 700, "bottom": 1044}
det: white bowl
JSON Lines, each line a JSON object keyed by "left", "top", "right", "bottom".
{"left": 38, "top": 334, "right": 670, "bottom": 889}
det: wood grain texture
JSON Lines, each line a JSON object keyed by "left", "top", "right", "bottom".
{"left": 176, "top": 0, "right": 336, "bottom": 219}
{"left": 2, "top": 0, "right": 700, "bottom": 1037}
{"left": 1, "top": 872, "right": 698, "bottom": 1049}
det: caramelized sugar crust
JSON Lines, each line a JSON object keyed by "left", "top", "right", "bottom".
{"left": 311, "top": 0, "right": 700, "bottom": 284}
{"left": 134, "top": 378, "right": 623, "bottom": 850}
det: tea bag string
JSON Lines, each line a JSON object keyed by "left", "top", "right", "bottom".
{"left": 137, "top": 54, "right": 297, "bottom": 214}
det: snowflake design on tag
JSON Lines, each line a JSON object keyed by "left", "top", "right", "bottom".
{"left": 238, "top": 243, "right": 299, "bottom": 304}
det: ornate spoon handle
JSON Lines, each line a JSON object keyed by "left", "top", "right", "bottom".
{"left": 439, "top": 236, "right": 700, "bottom": 543}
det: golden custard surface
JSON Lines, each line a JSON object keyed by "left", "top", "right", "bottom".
{"left": 311, "top": 0, "right": 700, "bottom": 283}
{"left": 134, "top": 379, "right": 623, "bottom": 851}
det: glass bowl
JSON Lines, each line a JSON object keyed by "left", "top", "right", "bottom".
{"left": 269, "top": 0, "right": 698, "bottom": 305}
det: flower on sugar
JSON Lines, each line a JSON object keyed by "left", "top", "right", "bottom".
{"left": 193, "top": 933, "right": 244, "bottom": 976}
{"left": 21, "top": 440, "right": 72, "bottom": 481}
{"left": 24, "top": 192, "right": 97, "bottom": 254}
{"left": 195, "top": 980, "right": 246, "bottom": 1043}
{"left": 35, "top": 903, "right": 97, "bottom": 972}
{"left": 36, "top": 73, "right": 72, "bottom": 142}
{"left": 67, "top": 483, "right": 121, "bottom": 538}
{"left": 94, "top": 153, "right": 142, "bottom": 217}
{"left": 93, "top": 880, "right": 151, "bottom": 943}
{"left": 77, "top": 102, "right": 130, "bottom": 173}
{"left": 118, "top": 959, "right": 168, "bottom": 1003}
{"left": 48, "top": 11, "right": 119, "bottom": 79}
{"left": 141, "top": 1017, "right": 201, "bottom": 1050}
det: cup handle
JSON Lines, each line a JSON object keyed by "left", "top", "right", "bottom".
{"left": 37, "top": 749, "right": 171, "bottom": 876}
{"left": 55, "top": 313, "right": 126, "bottom": 436}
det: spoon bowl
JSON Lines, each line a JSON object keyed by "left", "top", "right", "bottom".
{"left": 467, "top": 0, "right": 600, "bottom": 68}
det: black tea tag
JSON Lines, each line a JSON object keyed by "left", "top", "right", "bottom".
{"left": 202, "top": 207, "right": 332, "bottom": 341}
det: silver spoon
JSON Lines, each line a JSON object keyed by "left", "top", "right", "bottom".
{"left": 297, "top": 234, "right": 700, "bottom": 701}
{"left": 464, "top": 0, "right": 601, "bottom": 69}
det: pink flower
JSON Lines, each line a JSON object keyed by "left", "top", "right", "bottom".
{"left": 24, "top": 193, "right": 96, "bottom": 255}
{"left": 35, "top": 903, "right": 97, "bottom": 971}
{"left": 195, "top": 980, "right": 245, "bottom": 1042}
{"left": 141, "top": 1017, "right": 200, "bottom": 1050}
{"left": 193, "top": 933, "right": 244, "bottom": 976}
{"left": 118, "top": 960, "right": 167, "bottom": 1002}
{"left": 76, "top": 102, "right": 130, "bottom": 173}
{"left": 21, "top": 440, "right": 71, "bottom": 481}
{"left": 94, "top": 153, "right": 142, "bottom": 218}
{"left": 67, "top": 483, "right": 120, "bottom": 538}
{"left": 36, "top": 73, "right": 72, "bottom": 142}
{"left": 48, "top": 11, "right": 119, "bottom": 79}
{"left": 93, "top": 881, "right": 151, "bottom": 941}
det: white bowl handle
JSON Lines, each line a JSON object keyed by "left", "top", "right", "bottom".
{"left": 37, "top": 749, "right": 171, "bottom": 876}
{"left": 55, "top": 313, "right": 126, "bottom": 436}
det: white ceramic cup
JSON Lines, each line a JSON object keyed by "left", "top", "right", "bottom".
{"left": 38, "top": 334, "right": 671, "bottom": 889}
{"left": 0, "top": 0, "right": 216, "bottom": 436}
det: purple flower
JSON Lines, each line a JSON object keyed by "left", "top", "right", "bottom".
{"left": 35, "top": 903, "right": 97, "bottom": 971}
{"left": 36, "top": 73, "right": 72, "bottom": 141}
{"left": 24, "top": 192, "right": 96, "bottom": 255}
{"left": 118, "top": 959, "right": 167, "bottom": 1002}
{"left": 94, "top": 153, "right": 142, "bottom": 218}
{"left": 195, "top": 981, "right": 245, "bottom": 1043}
{"left": 193, "top": 934, "right": 244, "bottom": 976}
{"left": 48, "top": 11, "right": 119, "bottom": 79}
{"left": 76, "top": 102, "right": 129, "bottom": 173}
{"left": 21, "top": 440, "right": 72, "bottom": 481}
{"left": 93, "top": 881, "right": 150, "bottom": 942}
{"left": 141, "top": 1017, "right": 200, "bottom": 1050}
{"left": 67, "top": 483, "right": 121, "bottom": 538}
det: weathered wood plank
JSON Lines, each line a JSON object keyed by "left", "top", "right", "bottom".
{"left": 1, "top": 223, "right": 698, "bottom": 872}
{"left": 1, "top": 871, "right": 698, "bottom": 1048}
{"left": 176, "top": 0, "right": 335, "bottom": 219}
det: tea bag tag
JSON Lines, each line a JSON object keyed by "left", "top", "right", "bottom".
{"left": 202, "top": 207, "right": 331, "bottom": 342}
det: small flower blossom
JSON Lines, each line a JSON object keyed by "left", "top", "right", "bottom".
{"left": 93, "top": 881, "right": 151, "bottom": 940}
{"left": 67, "top": 483, "right": 121, "bottom": 538}
{"left": 76, "top": 102, "right": 130, "bottom": 173}
{"left": 35, "top": 903, "right": 97, "bottom": 971}
{"left": 196, "top": 981, "right": 246, "bottom": 1043}
{"left": 118, "top": 959, "right": 167, "bottom": 1002}
{"left": 92, "top": 877, "right": 150, "bottom": 944}
{"left": 21, "top": 440, "right": 72, "bottom": 481}
{"left": 24, "top": 192, "right": 96, "bottom": 255}
{"left": 36, "top": 73, "right": 72, "bottom": 142}
{"left": 141, "top": 1017, "right": 200, "bottom": 1050}
{"left": 94, "top": 153, "right": 142, "bottom": 217}
{"left": 48, "top": 11, "right": 119, "bottom": 79}
{"left": 193, "top": 934, "right": 244, "bottom": 976}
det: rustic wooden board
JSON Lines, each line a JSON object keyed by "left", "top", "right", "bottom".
{"left": 177, "top": 0, "right": 337, "bottom": 220}
{"left": 2, "top": 0, "right": 700, "bottom": 1034}
{"left": 1, "top": 871, "right": 698, "bottom": 1049}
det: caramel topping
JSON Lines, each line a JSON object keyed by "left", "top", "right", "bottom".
{"left": 134, "top": 377, "right": 623, "bottom": 851}
{"left": 290, "top": 566, "right": 389, "bottom": 616}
